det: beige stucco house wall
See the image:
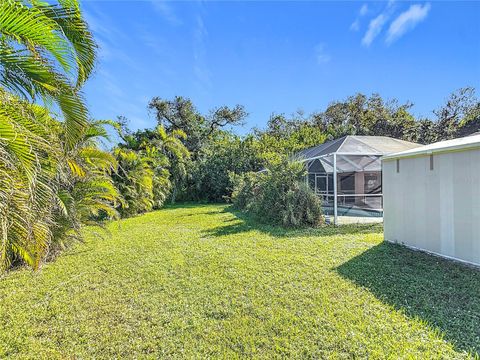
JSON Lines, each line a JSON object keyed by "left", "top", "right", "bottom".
{"left": 382, "top": 135, "right": 480, "bottom": 266}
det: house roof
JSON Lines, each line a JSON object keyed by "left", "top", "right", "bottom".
{"left": 383, "top": 134, "right": 480, "bottom": 161}
{"left": 297, "top": 135, "right": 420, "bottom": 161}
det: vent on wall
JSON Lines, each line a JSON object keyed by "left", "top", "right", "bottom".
{"left": 430, "top": 154, "right": 434, "bottom": 170}
{"left": 396, "top": 159, "right": 400, "bottom": 173}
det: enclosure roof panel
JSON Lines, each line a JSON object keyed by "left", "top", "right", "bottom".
{"left": 383, "top": 134, "right": 480, "bottom": 160}
{"left": 296, "top": 136, "right": 346, "bottom": 160}
{"left": 297, "top": 136, "right": 419, "bottom": 161}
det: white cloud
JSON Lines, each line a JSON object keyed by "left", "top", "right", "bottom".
{"left": 362, "top": 13, "right": 389, "bottom": 46}
{"left": 315, "top": 43, "right": 331, "bottom": 64}
{"left": 83, "top": 5, "right": 153, "bottom": 130}
{"left": 360, "top": 1, "right": 397, "bottom": 46}
{"left": 386, "top": 3, "right": 431, "bottom": 44}
{"left": 150, "top": 0, "right": 182, "bottom": 26}
{"left": 193, "top": 13, "right": 212, "bottom": 95}
{"left": 350, "top": 3, "right": 368, "bottom": 32}
{"left": 350, "top": 20, "right": 360, "bottom": 32}
{"left": 360, "top": 4, "right": 368, "bottom": 16}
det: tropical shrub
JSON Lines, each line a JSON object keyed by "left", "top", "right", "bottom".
{"left": 113, "top": 148, "right": 156, "bottom": 217}
{"left": 282, "top": 182, "right": 324, "bottom": 227}
{"left": 0, "top": 90, "right": 122, "bottom": 270}
{"left": 229, "top": 171, "right": 260, "bottom": 211}
{"left": 112, "top": 125, "right": 190, "bottom": 216}
{"left": 231, "top": 159, "right": 323, "bottom": 227}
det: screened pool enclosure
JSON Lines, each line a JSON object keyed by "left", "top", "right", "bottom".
{"left": 297, "top": 136, "right": 420, "bottom": 224}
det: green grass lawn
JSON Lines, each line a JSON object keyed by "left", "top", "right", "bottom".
{"left": 1, "top": 204, "right": 479, "bottom": 358}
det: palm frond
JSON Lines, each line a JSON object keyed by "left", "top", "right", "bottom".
{"left": 79, "top": 146, "right": 118, "bottom": 171}
{"left": 0, "top": 0, "right": 73, "bottom": 74}
{"left": 36, "top": 1, "right": 97, "bottom": 86}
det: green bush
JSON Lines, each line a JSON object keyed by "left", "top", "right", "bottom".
{"left": 178, "top": 132, "right": 263, "bottom": 202}
{"left": 230, "top": 159, "right": 323, "bottom": 227}
{"left": 282, "top": 182, "right": 323, "bottom": 227}
{"left": 229, "top": 171, "right": 260, "bottom": 210}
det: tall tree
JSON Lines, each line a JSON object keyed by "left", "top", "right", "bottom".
{"left": 148, "top": 96, "right": 247, "bottom": 156}
{"left": 313, "top": 93, "right": 418, "bottom": 140}
{"left": 434, "top": 87, "right": 480, "bottom": 140}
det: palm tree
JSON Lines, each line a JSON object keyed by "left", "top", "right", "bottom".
{"left": 111, "top": 124, "right": 190, "bottom": 216}
{"left": 0, "top": 0, "right": 112, "bottom": 270}
{"left": 0, "top": 0, "right": 96, "bottom": 148}
{"left": 0, "top": 89, "right": 123, "bottom": 270}
{"left": 148, "top": 126, "right": 190, "bottom": 204}
{"left": 0, "top": 90, "right": 57, "bottom": 270}
{"left": 113, "top": 148, "right": 156, "bottom": 216}
{"left": 0, "top": 0, "right": 127, "bottom": 271}
{"left": 49, "top": 119, "right": 124, "bottom": 257}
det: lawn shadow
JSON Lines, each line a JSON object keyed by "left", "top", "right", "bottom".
{"left": 336, "top": 242, "right": 480, "bottom": 356}
{"left": 202, "top": 206, "right": 383, "bottom": 239}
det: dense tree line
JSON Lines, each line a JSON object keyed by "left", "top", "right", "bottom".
{"left": 136, "top": 88, "right": 479, "bottom": 204}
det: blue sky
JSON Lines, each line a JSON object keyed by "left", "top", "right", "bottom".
{"left": 82, "top": 1, "right": 480, "bottom": 133}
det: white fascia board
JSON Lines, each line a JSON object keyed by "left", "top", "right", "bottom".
{"left": 382, "top": 136, "right": 480, "bottom": 161}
